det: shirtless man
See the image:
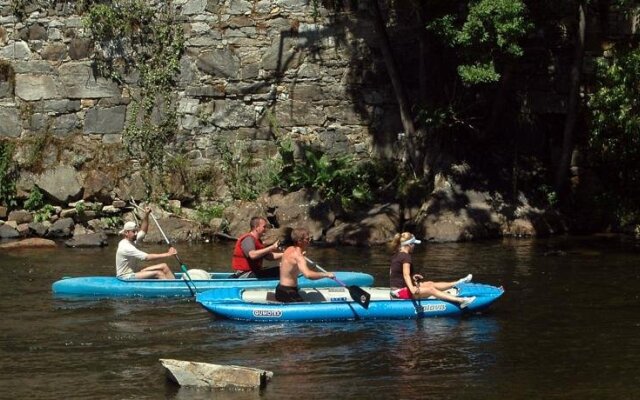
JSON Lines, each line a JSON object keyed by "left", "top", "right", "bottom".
{"left": 276, "top": 227, "right": 335, "bottom": 302}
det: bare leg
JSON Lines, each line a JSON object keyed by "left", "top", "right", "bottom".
{"left": 432, "top": 281, "right": 458, "bottom": 291}
{"left": 136, "top": 263, "right": 175, "bottom": 279}
{"left": 417, "top": 281, "right": 464, "bottom": 304}
{"left": 432, "top": 274, "right": 472, "bottom": 290}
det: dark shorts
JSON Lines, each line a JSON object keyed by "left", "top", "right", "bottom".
{"left": 275, "top": 284, "right": 303, "bottom": 303}
{"left": 232, "top": 267, "right": 280, "bottom": 279}
{"left": 254, "top": 267, "right": 280, "bottom": 278}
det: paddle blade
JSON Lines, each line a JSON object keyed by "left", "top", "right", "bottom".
{"left": 348, "top": 285, "right": 371, "bottom": 309}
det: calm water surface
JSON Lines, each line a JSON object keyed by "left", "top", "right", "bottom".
{"left": 0, "top": 236, "right": 639, "bottom": 399}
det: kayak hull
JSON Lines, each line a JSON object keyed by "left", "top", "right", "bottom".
{"left": 51, "top": 271, "right": 374, "bottom": 299}
{"left": 196, "top": 283, "right": 504, "bottom": 322}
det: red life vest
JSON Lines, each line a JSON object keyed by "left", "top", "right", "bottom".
{"left": 232, "top": 232, "right": 264, "bottom": 272}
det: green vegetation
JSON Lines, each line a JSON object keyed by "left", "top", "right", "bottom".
{"left": 33, "top": 204, "right": 55, "bottom": 223}
{"left": 83, "top": 0, "right": 184, "bottom": 195}
{"left": 587, "top": 45, "right": 640, "bottom": 220}
{"left": 156, "top": 193, "right": 180, "bottom": 214}
{"left": 23, "top": 132, "right": 52, "bottom": 172}
{"left": 23, "top": 186, "right": 44, "bottom": 211}
{"left": 0, "top": 141, "right": 17, "bottom": 208}
{"left": 100, "top": 215, "right": 123, "bottom": 230}
{"left": 215, "top": 139, "right": 281, "bottom": 201}
{"left": 74, "top": 201, "right": 86, "bottom": 216}
{"left": 276, "top": 143, "right": 390, "bottom": 211}
{"left": 427, "top": 0, "right": 531, "bottom": 85}
{"left": 195, "top": 203, "right": 226, "bottom": 225}
{"left": 24, "top": 187, "right": 55, "bottom": 222}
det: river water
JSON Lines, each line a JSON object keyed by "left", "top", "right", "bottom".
{"left": 0, "top": 235, "right": 638, "bottom": 399}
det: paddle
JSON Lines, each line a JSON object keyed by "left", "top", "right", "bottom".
{"left": 304, "top": 256, "right": 371, "bottom": 309}
{"left": 410, "top": 276, "right": 425, "bottom": 314}
{"left": 130, "top": 198, "right": 197, "bottom": 296}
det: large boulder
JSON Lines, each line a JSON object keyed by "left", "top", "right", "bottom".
{"left": 223, "top": 202, "right": 268, "bottom": 239}
{"left": 262, "top": 189, "right": 335, "bottom": 242}
{"left": 414, "top": 187, "right": 502, "bottom": 242}
{"left": 34, "top": 165, "right": 83, "bottom": 204}
{"left": 325, "top": 203, "right": 400, "bottom": 246}
{"left": 8, "top": 210, "right": 33, "bottom": 224}
{"left": 46, "top": 217, "right": 75, "bottom": 238}
{"left": 64, "top": 232, "right": 108, "bottom": 248}
{"left": 141, "top": 216, "right": 202, "bottom": 243}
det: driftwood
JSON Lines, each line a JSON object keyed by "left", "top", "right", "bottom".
{"left": 159, "top": 359, "right": 273, "bottom": 390}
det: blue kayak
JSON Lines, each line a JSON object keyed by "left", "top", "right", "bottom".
{"left": 51, "top": 271, "right": 375, "bottom": 299}
{"left": 196, "top": 283, "right": 504, "bottom": 322}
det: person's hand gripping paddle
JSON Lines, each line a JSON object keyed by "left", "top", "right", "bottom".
{"left": 305, "top": 256, "right": 371, "bottom": 309}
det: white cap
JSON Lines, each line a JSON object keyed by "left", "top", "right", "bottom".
{"left": 401, "top": 236, "right": 422, "bottom": 246}
{"left": 119, "top": 221, "right": 138, "bottom": 235}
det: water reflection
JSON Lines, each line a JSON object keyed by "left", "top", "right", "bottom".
{"left": 1, "top": 236, "right": 640, "bottom": 399}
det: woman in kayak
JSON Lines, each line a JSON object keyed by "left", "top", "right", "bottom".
{"left": 389, "top": 232, "right": 475, "bottom": 308}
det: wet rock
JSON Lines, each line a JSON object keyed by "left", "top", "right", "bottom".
{"left": 46, "top": 217, "right": 74, "bottom": 238}
{"left": 16, "top": 223, "right": 30, "bottom": 237}
{"left": 8, "top": 210, "right": 33, "bottom": 224}
{"left": 0, "top": 224, "right": 19, "bottom": 239}
{"left": 28, "top": 221, "right": 49, "bottom": 236}
{"left": 159, "top": 358, "right": 273, "bottom": 390}
{"left": 0, "top": 238, "right": 56, "bottom": 249}
{"left": 64, "top": 232, "right": 108, "bottom": 248}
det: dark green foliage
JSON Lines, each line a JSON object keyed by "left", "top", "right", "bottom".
{"left": 587, "top": 46, "right": 640, "bottom": 209}
{"left": 427, "top": 0, "right": 532, "bottom": 85}
{"left": 277, "top": 144, "right": 383, "bottom": 211}
{"left": 0, "top": 141, "right": 17, "bottom": 208}
{"left": 24, "top": 186, "right": 44, "bottom": 211}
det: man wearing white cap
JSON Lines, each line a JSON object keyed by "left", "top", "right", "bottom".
{"left": 115, "top": 207, "right": 177, "bottom": 279}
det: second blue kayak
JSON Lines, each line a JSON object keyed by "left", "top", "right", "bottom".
{"left": 52, "top": 271, "right": 375, "bottom": 299}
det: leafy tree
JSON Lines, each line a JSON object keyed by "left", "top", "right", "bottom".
{"left": 369, "top": 0, "right": 532, "bottom": 183}
{"left": 588, "top": 46, "right": 640, "bottom": 207}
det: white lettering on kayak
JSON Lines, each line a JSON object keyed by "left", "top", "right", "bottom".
{"left": 422, "top": 304, "right": 447, "bottom": 312}
{"left": 253, "top": 309, "right": 282, "bottom": 318}
{"left": 330, "top": 297, "right": 348, "bottom": 302}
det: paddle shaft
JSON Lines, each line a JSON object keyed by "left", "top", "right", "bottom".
{"left": 306, "top": 258, "right": 349, "bottom": 286}
{"left": 304, "top": 256, "right": 371, "bottom": 309}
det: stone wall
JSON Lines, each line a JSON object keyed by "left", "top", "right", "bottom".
{"left": 0, "top": 0, "right": 398, "bottom": 205}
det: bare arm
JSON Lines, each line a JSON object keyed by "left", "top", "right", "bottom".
{"left": 296, "top": 253, "right": 330, "bottom": 280}
{"left": 139, "top": 207, "right": 151, "bottom": 235}
{"left": 144, "top": 247, "right": 177, "bottom": 261}
{"left": 402, "top": 263, "right": 417, "bottom": 293}
{"left": 248, "top": 240, "right": 280, "bottom": 260}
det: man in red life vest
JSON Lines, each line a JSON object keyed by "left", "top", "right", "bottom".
{"left": 231, "top": 217, "right": 282, "bottom": 278}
